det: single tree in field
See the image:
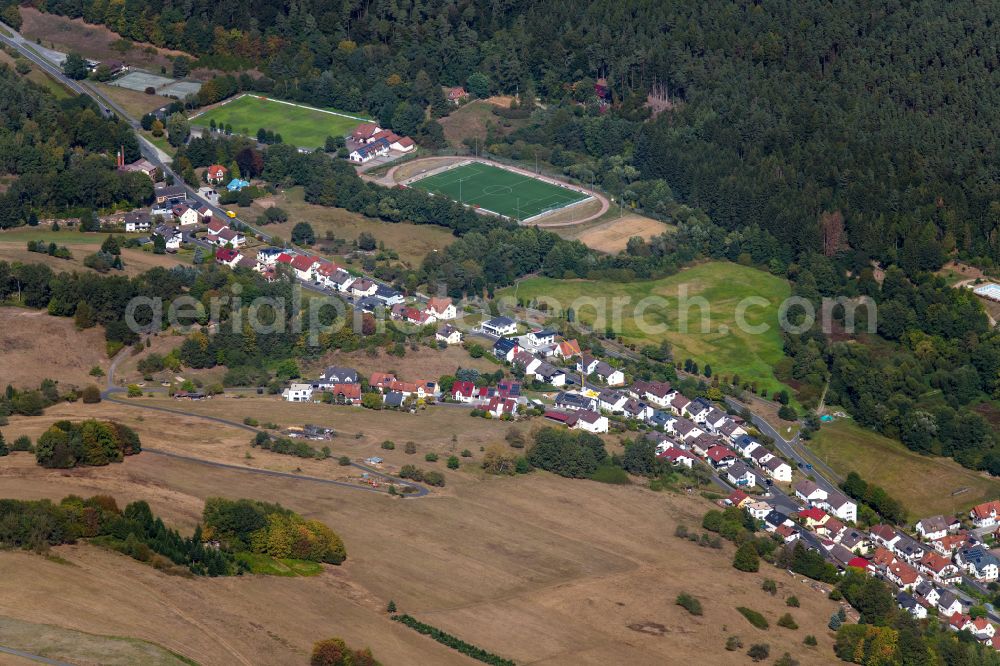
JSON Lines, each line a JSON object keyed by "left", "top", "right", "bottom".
{"left": 733, "top": 542, "right": 760, "bottom": 572}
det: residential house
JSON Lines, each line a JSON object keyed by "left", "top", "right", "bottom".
{"left": 762, "top": 456, "right": 793, "bottom": 483}
{"left": 747, "top": 501, "right": 772, "bottom": 520}
{"left": 797, "top": 507, "right": 830, "bottom": 529}
{"left": 823, "top": 491, "right": 858, "bottom": 523}
{"left": 328, "top": 271, "right": 355, "bottom": 293}
{"left": 526, "top": 329, "right": 557, "bottom": 347}
{"left": 702, "top": 408, "right": 730, "bottom": 433}
{"left": 390, "top": 136, "right": 415, "bottom": 152}
{"left": 290, "top": 255, "right": 320, "bottom": 281}
{"left": 748, "top": 446, "right": 775, "bottom": 468}
{"left": 206, "top": 164, "right": 227, "bottom": 184}
{"left": 764, "top": 510, "right": 793, "bottom": 532}
{"left": 513, "top": 350, "right": 541, "bottom": 374}
{"left": 670, "top": 417, "right": 703, "bottom": 441}
{"left": 689, "top": 433, "right": 719, "bottom": 457}
{"left": 667, "top": 393, "right": 691, "bottom": 417}
{"left": 282, "top": 383, "right": 313, "bottom": 402}
{"left": 493, "top": 337, "right": 519, "bottom": 361}
{"left": 892, "top": 532, "right": 929, "bottom": 564}
{"left": 718, "top": 419, "right": 748, "bottom": 442}
{"left": 554, "top": 339, "right": 582, "bottom": 359}
{"left": 886, "top": 559, "right": 923, "bottom": 592}
{"left": 446, "top": 86, "right": 468, "bottom": 104}
{"left": 957, "top": 545, "right": 1000, "bottom": 582}
{"left": 775, "top": 524, "right": 799, "bottom": 543}
{"left": 124, "top": 210, "right": 151, "bottom": 233}
{"left": 970, "top": 500, "right": 1000, "bottom": 528}
{"left": 350, "top": 278, "right": 378, "bottom": 298}
{"left": 598, "top": 390, "right": 629, "bottom": 413}
{"left": 640, "top": 381, "right": 674, "bottom": 408}
{"left": 915, "top": 515, "right": 961, "bottom": 541}
{"left": 913, "top": 581, "right": 940, "bottom": 609}
{"left": 705, "top": 445, "right": 738, "bottom": 469}
{"left": 734, "top": 435, "right": 763, "bottom": 457}
{"left": 726, "top": 461, "right": 756, "bottom": 487}
{"left": 328, "top": 383, "right": 361, "bottom": 405}
{"left": 426, "top": 297, "right": 456, "bottom": 320}
{"left": 573, "top": 410, "right": 608, "bottom": 434}
{"left": 482, "top": 316, "right": 518, "bottom": 337}
{"left": 215, "top": 248, "right": 242, "bottom": 268}
{"left": 486, "top": 397, "right": 517, "bottom": 419}
{"left": 577, "top": 354, "right": 600, "bottom": 376}
{"left": 919, "top": 552, "right": 962, "bottom": 585}
{"left": 154, "top": 184, "right": 186, "bottom": 204}
{"left": 451, "top": 381, "right": 476, "bottom": 403}
{"left": 555, "top": 392, "right": 597, "bottom": 412}
{"left": 930, "top": 533, "right": 973, "bottom": 556}
{"left": 172, "top": 203, "right": 201, "bottom": 227}
{"left": 728, "top": 490, "right": 751, "bottom": 508}
{"left": 794, "top": 480, "right": 828, "bottom": 505}
{"left": 317, "top": 366, "right": 358, "bottom": 388}
{"left": 897, "top": 593, "right": 928, "bottom": 620}
{"left": 839, "top": 529, "right": 870, "bottom": 555}
{"left": 657, "top": 447, "right": 695, "bottom": 468}
{"left": 620, "top": 398, "right": 652, "bottom": 422}
{"left": 847, "top": 556, "right": 872, "bottom": 572}
{"left": 592, "top": 360, "right": 625, "bottom": 386}
{"left": 154, "top": 224, "right": 182, "bottom": 252}
{"left": 937, "top": 590, "right": 965, "bottom": 617}
{"left": 686, "top": 398, "right": 713, "bottom": 423}
{"left": 532, "top": 362, "right": 566, "bottom": 387}
{"left": 436, "top": 324, "right": 462, "bottom": 345}
{"left": 870, "top": 525, "right": 903, "bottom": 551}
{"left": 383, "top": 391, "right": 406, "bottom": 409}
{"left": 374, "top": 284, "right": 404, "bottom": 305}
{"left": 206, "top": 219, "right": 229, "bottom": 236}
{"left": 214, "top": 227, "right": 245, "bottom": 248}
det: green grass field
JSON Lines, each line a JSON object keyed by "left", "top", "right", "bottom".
{"left": 408, "top": 162, "right": 590, "bottom": 220}
{"left": 235, "top": 552, "right": 323, "bottom": 577}
{"left": 192, "top": 95, "right": 370, "bottom": 148}
{"left": 498, "top": 261, "right": 792, "bottom": 394}
{"left": 807, "top": 418, "right": 1000, "bottom": 518}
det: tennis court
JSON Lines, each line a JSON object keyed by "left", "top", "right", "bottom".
{"left": 408, "top": 162, "right": 590, "bottom": 220}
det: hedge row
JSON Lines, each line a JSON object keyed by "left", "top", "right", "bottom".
{"left": 391, "top": 614, "right": 515, "bottom": 666}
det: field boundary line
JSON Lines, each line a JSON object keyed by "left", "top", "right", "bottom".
{"left": 190, "top": 93, "right": 371, "bottom": 124}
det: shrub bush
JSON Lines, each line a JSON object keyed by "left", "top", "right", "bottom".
{"left": 736, "top": 607, "right": 768, "bottom": 630}
{"left": 786, "top": 595, "right": 800, "bottom": 607}
{"left": 425, "top": 452, "right": 439, "bottom": 462}
{"left": 747, "top": 644, "right": 770, "bottom": 662}
{"left": 777, "top": 613, "right": 798, "bottom": 630}
{"left": 725, "top": 636, "right": 743, "bottom": 651}
{"left": 676, "top": 593, "right": 703, "bottom": 616}
{"left": 381, "top": 440, "right": 395, "bottom": 450}
{"left": 762, "top": 579, "right": 777, "bottom": 595}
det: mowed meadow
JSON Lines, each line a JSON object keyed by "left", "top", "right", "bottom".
{"left": 501, "top": 261, "right": 793, "bottom": 394}
{"left": 807, "top": 418, "right": 1000, "bottom": 518}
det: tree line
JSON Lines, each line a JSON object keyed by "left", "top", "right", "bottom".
{"left": 0, "top": 65, "right": 151, "bottom": 226}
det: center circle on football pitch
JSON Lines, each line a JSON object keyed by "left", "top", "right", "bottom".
{"left": 483, "top": 185, "right": 513, "bottom": 195}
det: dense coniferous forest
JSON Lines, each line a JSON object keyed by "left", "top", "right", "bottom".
{"left": 0, "top": 67, "right": 151, "bottom": 223}
{"left": 14, "top": 0, "right": 1000, "bottom": 263}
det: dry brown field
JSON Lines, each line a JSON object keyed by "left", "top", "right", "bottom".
{"left": 0, "top": 308, "right": 109, "bottom": 390}
{"left": 250, "top": 188, "right": 455, "bottom": 267}
{"left": 565, "top": 214, "right": 673, "bottom": 253}
{"left": 0, "top": 392, "right": 842, "bottom": 665}
{"left": 19, "top": 8, "right": 198, "bottom": 74}
{"left": 0, "top": 242, "right": 187, "bottom": 277}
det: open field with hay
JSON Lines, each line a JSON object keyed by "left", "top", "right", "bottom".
{"left": 0, "top": 308, "right": 109, "bottom": 389}
{"left": 806, "top": 418, "right": 1000, "bottom": 518}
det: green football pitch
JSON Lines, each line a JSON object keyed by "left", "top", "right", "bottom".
{"left": 191, "top": 95, "right": 370, "bottom": 149}
{"left": 408, "top": 162, "right": 591, "bottom": 220}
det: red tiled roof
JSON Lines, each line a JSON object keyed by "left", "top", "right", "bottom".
{"left": 451, "top": 380, "right": 475, "bottom": 396}
{"left": 290, "top": 255, "right": 317, "bottom": 271}
{"left": 971, "top": 500, "right": 1000, "bottom": 519}
{"left": 276, "top": 252, "right": 293, "bottom": 264}
{"left": 847, "top": 557, "right": 870, "bottom": 569}
{"left": 330, "top": 383, "right": 361, "bottom": 399}
{"left": 215, "top": 248, "right": 239, "bottom": 262}
{"left": 705, "top": 445, "right": 736, "bottom": 462}
{"left": 427, "top": 297, "right": 452, "bottom": 314}
{"left": 797, "top": 507, "right": 828, "bottom": 522}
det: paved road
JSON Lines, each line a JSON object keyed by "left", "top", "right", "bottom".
{"left": 0, "top": 645, "right": 74, "bottom": 666}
